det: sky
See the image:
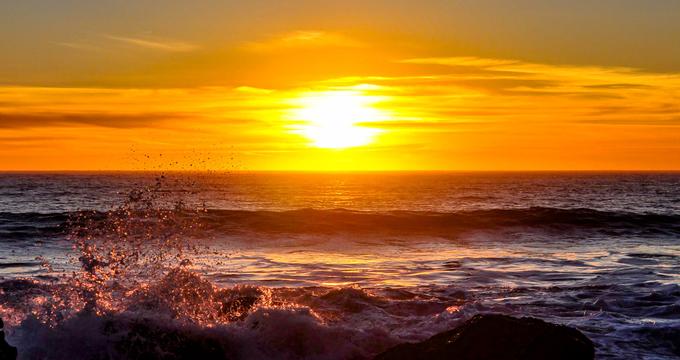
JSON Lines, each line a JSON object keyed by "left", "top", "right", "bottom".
{"left": 1, "top": 0, "right": 679, "bottom": 171}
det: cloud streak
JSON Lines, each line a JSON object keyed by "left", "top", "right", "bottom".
{"left": 0, "top": 112, "right": 182, "bottom": 129}
{"left": 105, "top": 35, "right": 198, "bottom": 52}
{"left": 244, "top": 30, "right": 364, "bottom": 52}
{"left": 55, "top": 34, "right": 199, "bottom": 54}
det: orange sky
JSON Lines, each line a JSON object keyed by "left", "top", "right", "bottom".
{"left": 1, "top": 1, "right": 679, "bottom": 171}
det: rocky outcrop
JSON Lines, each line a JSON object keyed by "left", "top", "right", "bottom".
{"left": 109, "top": 317, "right": 230, "bottom": 360}
{"left": 0, "top": 318, "right": 17, "bottom": 360}
{"left": 375, "top": 314, "right": 594, "bottom": 360}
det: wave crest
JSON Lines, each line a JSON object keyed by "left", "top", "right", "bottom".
{"left": 4, "top": 207, "right": 677, "bottom": 239}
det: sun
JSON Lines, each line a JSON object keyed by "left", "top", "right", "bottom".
{"left": 290, "top": 90, "right": 387, "bottom": 149}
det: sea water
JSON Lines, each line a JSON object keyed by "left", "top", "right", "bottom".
{"left": 0, "top": 172, "right": 678, "bottom": 359}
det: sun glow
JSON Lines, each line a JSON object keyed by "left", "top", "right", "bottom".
{"left": 290, "top": 90, "right": 387, "bottom": 149}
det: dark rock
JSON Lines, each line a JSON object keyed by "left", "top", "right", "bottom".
{"left": 375, "top": 314, "right": 594, "bottom": 360}
{"left": 0, "top": 318, "right": 18, "bottom": 360}
{"left": 110, "top": 318, "right": 230, "bottom": 360}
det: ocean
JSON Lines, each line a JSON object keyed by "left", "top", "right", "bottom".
{"left": 0, "top": 172, "right": 679, "bottom": 359}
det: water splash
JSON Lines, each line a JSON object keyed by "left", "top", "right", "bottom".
{"left": 66, "top": 175, "right": 205, "bottom": 316}
{"left": 2, "top": 174, "right": 274, "bottom": 328}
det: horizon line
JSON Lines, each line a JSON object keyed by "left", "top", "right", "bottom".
{"left": 1, "top": 169, "right": 680, "bottom": 174}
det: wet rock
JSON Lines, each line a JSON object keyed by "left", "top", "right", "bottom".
{"left": 375, "top": 314, "right": 594, "bottom": 360}
{"left": 0, "top": 318, "right": 18, "bottom": 360}
{"left": 111, "top": 317, "right": 230, "bottom": 360}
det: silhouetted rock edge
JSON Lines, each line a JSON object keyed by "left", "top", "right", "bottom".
{"left": 375, "top": 313, "right": 595, "bottom": 360}
{"left": 0, "top": 318, "right": 18, "bottom": 360}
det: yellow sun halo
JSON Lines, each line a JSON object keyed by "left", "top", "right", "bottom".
{"left": 290, "top": 90, "right": 387, "bottom": 149}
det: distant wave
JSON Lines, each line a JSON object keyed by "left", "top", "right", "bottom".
{"left": 0, "top": 212, "right": 67, "bottom": 240}
{"left": 199, "top": 207, "right": 680, "bottom": 236}
{"left": 1, "top": 207, "right": 679, "bottom": 240}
